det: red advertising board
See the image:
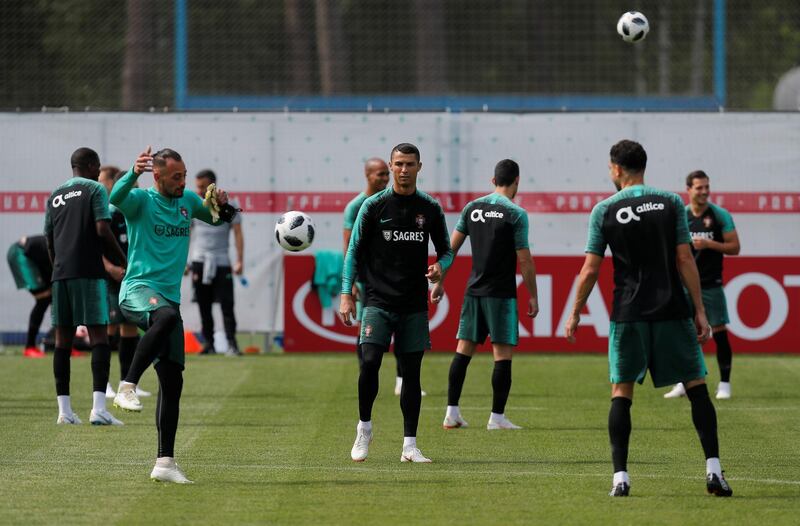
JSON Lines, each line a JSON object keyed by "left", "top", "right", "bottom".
{"left": 284, "top": 255, "right": 800, "bottom": 353}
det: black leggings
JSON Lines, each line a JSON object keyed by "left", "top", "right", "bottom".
{"left": 155, "top": 360, "right": 183, "bottom": 458}
{"left": 27, "top": 296, "right": 51, "bottom": 348}
{"left": 359, "top": 344, "right": 424, "bottom": 437}
{"left": 124, "top": 307, "right": 179, "bottom": 385}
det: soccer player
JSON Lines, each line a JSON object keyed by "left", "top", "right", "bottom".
{"left": 97, "top": 166, "right": 151, "bottom": 399}
{"left": 340, "top": 143, "right": 453, "bottom": 463}
{"left": 664, "top": 171, "right": 740, "bottom": 400}
{"left": 189, "top": 169, "right": 244, "bottom": 356}
{"left": 564, "top": 140, "right": 732, "bottom": 497}
{"left": 6, "top": 235, "right": 52, "bottom": 358}
{"left": 110, "top": 146, "right": 238, "bottom": 483}
{"left": 344, "top": 158, "right": 426, "bottom": 396}
{"left": 431, "top": 159, "right": 539, "bottom": 430}
{"left": 44, "top": 147, "right": 128, "bottom": 426}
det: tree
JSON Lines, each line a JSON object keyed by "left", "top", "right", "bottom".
{"left": 285, "top": 0, "right": 315, "bottom": 93}
{"left": 122, "top": 0, "right": 157, "bottom": 110}
{"left": 414, "top": 0, "right": 448, "bottom": 93}
{"left": 315, "top": 0, "right": 350, "bottom": 94}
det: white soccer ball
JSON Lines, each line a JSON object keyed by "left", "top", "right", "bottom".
{"left": 617, "top": 11, "right": 649, "bottom": 43}
{"left": 275, "top": 211, "right": 315, "bottom": 252}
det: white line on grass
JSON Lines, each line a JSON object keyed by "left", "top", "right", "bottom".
{"left": 4, "top": 458, "right": 798, "bottom": 486}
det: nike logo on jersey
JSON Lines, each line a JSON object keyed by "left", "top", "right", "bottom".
{"left": 380, "top": 218, "right": 392, "bottom": 223}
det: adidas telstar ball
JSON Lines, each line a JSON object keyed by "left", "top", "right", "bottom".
{"left": 275, "top": 211, "right": 315, "bottom": 252}
{"left": 617, "top": 11, "right": 649, "bottom": 43}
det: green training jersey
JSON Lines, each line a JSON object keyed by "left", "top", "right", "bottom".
{"left": 110, "top": 168, "right": 220, "bottom": 305}
{"left": 343, "top": 192, "right": 367, "bottom": 231}
{"left": 586, "top": 184, "right": 691, "bottom": 322}
{"left": 454, "top": 193, "right": 530, "bottom": 298}
{"left": 686, "top": 202, "right": 735, "bottom": 289}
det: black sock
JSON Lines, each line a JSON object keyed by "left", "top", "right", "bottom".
{"left": 491, "top": 359, "right": 512, "bottom": 414}
{"left": 608, "top": 396, "right": 632, "bottom": 473}
{"left": 447, "top": 353, "right": 472, "bottom": 406}
{"left": 91, "top": 343, "right": 111, "bottom": 392}
{"left": 108, "top": 332, "right": 120, "bottom": 351}
{"left": 397, "top": 352, "right": 424, "bottom": 437}
{"left": 125, "top": 307, "right": 179, "bottom": 385}
{"left": 713, "top": 331, "right": 732, "bottom": 383}
{"left": 396, "top": 354, "right": 403, "bottom": 378}
{"left": 53, "top": 347, "right": 71, "bottom": 396}
{"left": 27, "top": 297, "right": 50, "bottom": 348}
{"left": 686, "top": 384, "right": 719, "bottom": 459}
{"left": 358, "top": 344, "right": 385, "bottom": 422}
{"left": 154, "top": 360, "right": 183, "bottom": 458}
{"left": 119, "top": 336, "right": 139, "bottom": 382}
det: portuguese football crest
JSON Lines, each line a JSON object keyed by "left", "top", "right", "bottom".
{"left": 703, "top": 216, "right": 713, "bottom": 228}
{"left": 180, "top": 206, "right": 189, "bottom": 219}
{"left": 382, "top": 230, "right": 392, "bottom": 241}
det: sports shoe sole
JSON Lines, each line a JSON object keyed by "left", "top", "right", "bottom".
{"left": 112, "top": 402, "right": 142, "bottom": 413}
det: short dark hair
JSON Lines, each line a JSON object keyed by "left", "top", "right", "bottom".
{"left": 196, "top": 169, "right": 217, "bottom": 183}
{"left": 70, "top": 147, "right": 100, "bottom": 169}
{"left": 609, "top": 140, "right": 647, "bottom": 173}
{"left": 686, "top": 170, "right": 709, "bottom": 188}
{"left": 390, "top": 143, "right": 420, "bottom": 162}
{"left": 100, "top": 165, "right": 121, "bottom": 179}
{"left": 152, "top": 148, "right": 183, "bottom": 169}
{"left": 494, "top": 159, "right": 519, "bottom": 187}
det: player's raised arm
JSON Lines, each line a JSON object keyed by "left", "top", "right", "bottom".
{"left": 110, "top": 146, "right": 152, "bottom": 216}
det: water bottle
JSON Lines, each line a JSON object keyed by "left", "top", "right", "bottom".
{"left": 239, "top": 276, "right": 249, "bottom": 287}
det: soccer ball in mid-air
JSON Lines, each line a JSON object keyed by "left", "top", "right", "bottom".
{"left": 275, "top": 211, "right": 315, "bottom": 252}
{"left": 617, "top": 11, "right": 649, "bottom": 43}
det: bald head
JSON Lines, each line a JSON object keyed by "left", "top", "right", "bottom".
{"left": 364, "top": 157, "right": 389, "bottom": 195}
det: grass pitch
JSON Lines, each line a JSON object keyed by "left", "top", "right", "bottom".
{"left": 0, "top": 351, "right": 798, "bottom": 525}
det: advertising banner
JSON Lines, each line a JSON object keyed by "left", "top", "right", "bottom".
{"left": 284, "top": 255, "right": 800, "bottom": 353}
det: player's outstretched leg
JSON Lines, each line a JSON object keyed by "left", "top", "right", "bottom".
{"left": 444, "top": 352, "right": 471, "bottom": 429}
{"left": 115, "top": 307, "right": 178, "bottom": 412}
{"left": 487, "top": 359, "right": 521, "bottom": 430}
{"left": 397, "top": 351, "right": 431, "bottom": 463}
{"left": 608, "top": 396, "right": 632, "bottom": 496}
{"left": 713, "top": 330, "right": 733, "bottom": 399}
{"left": 149, "top": 360, "right": 192, "bottom": 484}
{"left": 685, "top": 382, "right": 732, "bottom": 496}
{"left": 351, "top": 344, "right": 384, "bottom": 461}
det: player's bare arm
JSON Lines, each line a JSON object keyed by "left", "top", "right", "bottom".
{"left": 96, "top": 220, "right": 127, "bottom": 268}
{"left": 516, "top": 248, "right": 539, "bottom": 318}
{"left": 692, "top": 229, "right": 740, "bottom": 255}
{"left": 233, "top": 223, "right": 244, "bottom": 274}
{"left": 564, "top": 253, "right": 603, "bottom": 342}
{"left": 102, "top": 255, "right": 125, "bottom": 282}
{"left": 676, "top": 243, "right": 712, "bottom": 343}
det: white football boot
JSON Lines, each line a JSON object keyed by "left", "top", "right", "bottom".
{"left": 351, "top": 426, "right": 373, "bottom": 462}
{"left": 56, "top": 412, "right": 83, "bottom": 425}
{"left": 716, "top": 382, "right": 732, "bottom": 400}
{"left": 150, "top": 458, "right": 194, "bottom": 484}
{"left": 113, "top": 386, "right": 143, "bottom": 412}
{"left": 400, "top": 447, "right": 432, "bottom": 463}
{"left": 487, "top": 415, "right": 522, "bottom": 430}
{"left": 663, "top": 383, "right": 687, "bottom": 399}
{"left": 89, "top": 409, "right": 124, "bottom": 426}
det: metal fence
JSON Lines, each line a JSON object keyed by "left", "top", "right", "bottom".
{"left": 1, "top": 0, "right": 798, "bottom": 111}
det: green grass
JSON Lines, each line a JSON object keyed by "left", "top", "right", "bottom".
{"left": 0, "top": 351, "right": 798, "bottom": 525}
